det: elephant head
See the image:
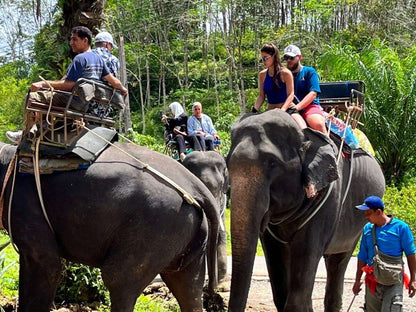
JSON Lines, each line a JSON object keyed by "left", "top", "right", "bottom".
{"left": 182, "top": 151, "right": 229, "bottom": 284}
{"left": 226, "top": 109, "right": 338, "bottom": 311}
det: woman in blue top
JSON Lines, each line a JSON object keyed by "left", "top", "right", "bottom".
{"left": 252, "top": 43, "right": 306, "bottom": 129}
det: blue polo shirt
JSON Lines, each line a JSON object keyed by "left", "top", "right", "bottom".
{"left": 293, "top": 66, "right": 321, "bottom": 106}
{"left": 357, "top": 217, "right": 416, "bottom": 265}
{"left": 66, "top": 51, "right": 110, "bottom": 82}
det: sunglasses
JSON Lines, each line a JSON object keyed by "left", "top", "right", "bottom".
{"left": 261, "top": 56, "right": 272, "bottom": 62}
{"left": 283, "top": 55, "right": 296, "bottom": 61}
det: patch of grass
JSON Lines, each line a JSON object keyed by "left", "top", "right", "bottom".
{"left": 133, "top": 295, "right": 179, "bottom": 312}
{"left": 0, "top": 233, "right": 19, "bottom": 299}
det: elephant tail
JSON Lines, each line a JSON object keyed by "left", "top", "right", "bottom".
{"left": 199, "top": 193, "right": 220, "bottom": 295}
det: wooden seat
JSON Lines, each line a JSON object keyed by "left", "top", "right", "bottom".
{"left": 320, "top": 81, "right": 365, "bottom": 129}
{"left": 23, "top": 79, "right": 124, "bottom": 148}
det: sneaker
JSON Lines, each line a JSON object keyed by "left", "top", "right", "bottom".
{"left": 180, "top": 152, "right": 186, "bottom": 162}
{"left": 6, "top": 130, "right": 22, "bottom": 144}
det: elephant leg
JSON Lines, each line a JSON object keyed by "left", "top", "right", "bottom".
{"left": 217, "top": 221, "right": 228, "bottom": 283}
{"left": 161, "top": 251, "right": 205, "bottom": 312}
{"left": 324, "top": 252, "right": 352, "bottom": 312}
{"left": 101, "top": 256, "right": 159, "bottom": 312}
{"left": 260, "top": 229, "right": 289, "bottom": 312}
{"left": 284, "top": 237, "right": 324, "bottom": 312}
{"left": 17, "top": 251, "right": 62, "bottom": 312}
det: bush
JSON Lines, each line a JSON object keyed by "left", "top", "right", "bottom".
{"left": 55, "top": 262, "right": 108, "bottom": 306}
{"left": 383, "top": 183, "right": 416, "bottom": 236}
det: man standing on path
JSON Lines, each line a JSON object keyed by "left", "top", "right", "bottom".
{"left": 283, "top": 44, "right": 328, "bottom": 135}
{"left": 353, "top": 195, "right": 416, "bottom": 312}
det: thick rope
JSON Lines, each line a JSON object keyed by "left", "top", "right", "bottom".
{"left": 0, "top": 151, "right": 17, "bottom": 229}
{"left": 39, "top": 76, "right": 54, "bottom": 126}
{"left": 33, "top": 137, "right": 55, "bottom": 234}
{"left": 7, "top": 156, "right": 19, "bottom": 253}
{"left": 267, "top": 181, "right": 335, "bottom": 244}
{"left": 75, "top": 122, "right": 201, "bottom": 209}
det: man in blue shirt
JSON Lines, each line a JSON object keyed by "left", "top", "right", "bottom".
{"left": 30, "top": 26, "right": 127, "bottom": 103}
{"left": 6, "top": 26, "right": 128, "bottom": 143}
{"left": 353, "top": 196, "right": 416, "bottom": 312}
{"left": 283, "top": 44, "right": 327, "bottom": 135}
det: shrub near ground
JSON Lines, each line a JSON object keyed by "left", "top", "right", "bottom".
{"left": 383, "top": 182, "right": 416, "bottom": 236}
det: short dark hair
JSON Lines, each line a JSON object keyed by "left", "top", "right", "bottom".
{"left": 71, "top": 26, "right": 92, "bottom": 45}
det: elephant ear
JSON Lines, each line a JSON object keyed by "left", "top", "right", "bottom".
{"left": 301, "top": 128, "right": 339, "bottom": 197}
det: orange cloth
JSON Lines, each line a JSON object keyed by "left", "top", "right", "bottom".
{"left": 362, "top": 265, "right": 410, "bottom": 294}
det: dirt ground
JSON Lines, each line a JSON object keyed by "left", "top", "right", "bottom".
{"left": 218, "top": 278, "right": 416, "bottom": 312}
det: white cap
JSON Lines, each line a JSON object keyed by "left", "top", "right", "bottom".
{"left": 284, "top": 44, "right": 301, "bottom": 57}
{"left": 95, "top": 31, "right": 117, "bottom": 49}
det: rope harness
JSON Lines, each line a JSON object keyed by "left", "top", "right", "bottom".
{"left": 0, "top": 119, "right": 204, "bottom": 251}
{"left": 266, "top": 147, "right": 356, "bottom": 245}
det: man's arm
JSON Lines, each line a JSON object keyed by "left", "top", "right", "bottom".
{"left": 103, "top": 74, "right": 128, "bottom": 96}
{"left": 30, "top": 79, "right": 75, "bottom": 92}
{"left": 407, "top": 254, "right": 416, "bottom": 297}
{"left": 352, "top": 259, "right": 366, "bottom": 295}
{"left": 294, "top": 91, "right": 318, "bottom": 111}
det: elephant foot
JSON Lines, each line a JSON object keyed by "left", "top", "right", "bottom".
{"left": 203, "top": 288, "right": 226, "bottom": 311}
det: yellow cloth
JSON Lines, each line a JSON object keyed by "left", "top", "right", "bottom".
{"left": 353, "top": 128, "right": 375, "bottom": 156}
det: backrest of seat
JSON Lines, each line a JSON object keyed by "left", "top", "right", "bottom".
{"left": 320, "top": 81, "right": 364, "bottom": 100}
{"left": 319, "top": 81, "right": 365, "bottom": 114}
{"left": 73, "top": 78, "right": 125, "bottom": 111}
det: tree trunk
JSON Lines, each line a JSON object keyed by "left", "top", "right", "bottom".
{"left": 118, "top": 35, "right": 131, "bottom": 134}
{"left": 60, "top": 0, "right": 107, "bottom": 57}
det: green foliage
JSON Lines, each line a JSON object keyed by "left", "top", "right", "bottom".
{"left": 134, "top": 295, "right": 180, "bottom": 312}
{"left": 383, "top": 182, "right": 416, "bottom": 237}
{"left": 0, "top": 63, "right": 28, "bottom": 141}
{"left": 55, "top": 262, "right": 108, "bottom": 306}
{"left": 0, "top": 234, "right": 19, "bottom": 298}
{"left": 124, "top": 130, "right": 165, "bottom": 153}
{"left": 318, "top": 41, "right": 416, "bottom": 185}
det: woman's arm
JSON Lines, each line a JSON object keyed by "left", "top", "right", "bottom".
{"left": 253, "top": 70, "right": 267, "bottom": 111}
{"left": 280, "top": 68, "right": 295, "bottom": 112}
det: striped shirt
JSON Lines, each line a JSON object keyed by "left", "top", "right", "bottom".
{"left": 92, "top": 47, "right": 120, "bottom": 77}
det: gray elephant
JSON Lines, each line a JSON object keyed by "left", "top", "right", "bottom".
{"left": 182, "top": 151, "right": 229, "bottom": 286}
{"left": 0, "top": 142, "right": 220, "bottom": 312}
{"left": 226, "top": 109, "right": 385, "bottom": 312}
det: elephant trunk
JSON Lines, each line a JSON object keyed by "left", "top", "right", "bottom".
{"left": 228, "top": 167, "right": 269, "bottom": 311}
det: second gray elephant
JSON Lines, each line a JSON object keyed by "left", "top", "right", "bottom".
{"left": 183, "top": 151, "right": 229, "bottom": 284}
{"left": 227, "top": 109, "right": 385, "bottom": 312}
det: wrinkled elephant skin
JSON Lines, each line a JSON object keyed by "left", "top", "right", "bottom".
{"left": 226, "top": 110, "right": 385, "bottom": 312}
{"left": 182, "top": 151, "right": 229, "bottom": 283}
{"left": 0, "top": 142, "right": 220, "bottom": 312}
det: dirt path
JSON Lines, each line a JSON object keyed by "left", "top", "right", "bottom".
{"left": 219, "top": 278, "right": 416, "bottom": 312}
{"left": 220, "top": 256, "right": 416, "bottom": 311}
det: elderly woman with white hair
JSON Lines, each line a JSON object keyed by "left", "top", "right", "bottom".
{"left": 187, "top": 102, "right": 220, "bottom": 151}
{"left": 162, "top": 102, "right": 202, "bottom": 161}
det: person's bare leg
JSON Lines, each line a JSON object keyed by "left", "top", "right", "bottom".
{"left": 291, "top": 113, "right": 307, "bottom": 129}
{"left": 305, "top": 114, "right": 328, "bottom": 135}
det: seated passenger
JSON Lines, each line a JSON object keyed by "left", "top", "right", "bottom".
{"left": 92, "top": 31, "right": 120, "bottom": 77}
{"left": 6, "top": 26, "right": 128, "bottom": 143}
{"left": 162, "top": 102, "right": 202, "bottom": 161}
{"left": 252, "top": 43, "right": 306, "bottom": 130}
{"left": 283, "top": 44, "right": 327, "bottom": 134}
{"left": 187, "top": 102, "right": 220, "bottom": 151}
